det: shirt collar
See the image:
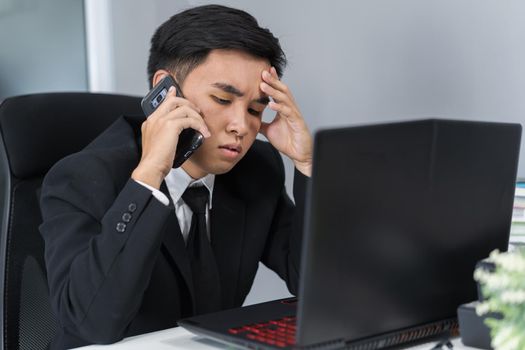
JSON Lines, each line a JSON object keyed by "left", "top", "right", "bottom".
{"left": 164, "top": 167, "right": 215, "bottom": 209}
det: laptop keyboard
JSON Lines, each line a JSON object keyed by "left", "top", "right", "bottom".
{"left": 228, "top": 315, "right": 297, "bottom": 348}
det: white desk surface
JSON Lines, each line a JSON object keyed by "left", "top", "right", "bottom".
{"left": 75, "top": 326, "right": 478, "bottom": 350}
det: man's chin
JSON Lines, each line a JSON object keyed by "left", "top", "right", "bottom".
{"left": 205, "top": 162, "right": 237, "bottom": 175}
{"left": 181, "top": 160, "right": 234, "bottom": 177}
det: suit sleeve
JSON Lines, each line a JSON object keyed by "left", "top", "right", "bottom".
{"left": 39, "top": 154, "right": 171, "bottom": 344}
{"left": 261, "top": 150, "right": 310, "bottom": 295}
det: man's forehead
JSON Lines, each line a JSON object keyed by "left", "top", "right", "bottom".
{"left": 197, "top": 50, "right": 271, "bottom": 76}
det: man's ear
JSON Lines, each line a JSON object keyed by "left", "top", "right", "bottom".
{"left": 152, "top": 69, "right": 171, "bottom": 87}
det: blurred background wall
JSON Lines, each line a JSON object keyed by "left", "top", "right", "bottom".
{"left": 0, "top": 0, "right": 88, "bottom": 98}
{"left": 2, "top": 0, "right": 524, "bottom": 304}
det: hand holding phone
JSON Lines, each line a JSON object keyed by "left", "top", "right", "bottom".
{"left": 141, "top": 75, "right": 204, "bottom": 168}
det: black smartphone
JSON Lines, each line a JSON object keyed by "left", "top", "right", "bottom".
{"left": 140, "top": 75, "right": 204, "bottom": 168}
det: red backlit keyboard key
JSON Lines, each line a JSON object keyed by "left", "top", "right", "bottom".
{"left": 234, "top": 315, "right": 297, "bottom": 348}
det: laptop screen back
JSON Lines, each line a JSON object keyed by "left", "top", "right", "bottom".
{"left": 296, "top": 119, "right": 521, "bottom": 346}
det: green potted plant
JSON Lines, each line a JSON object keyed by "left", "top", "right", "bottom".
{"left": 474, "top": 248, "right": 525, "bottom": 350}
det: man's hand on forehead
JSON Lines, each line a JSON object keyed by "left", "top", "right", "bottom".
{"left": 258, "top": 67, "right": 313, "bottom": 177}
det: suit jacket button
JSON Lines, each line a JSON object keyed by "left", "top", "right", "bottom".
{"left": 116, "top": 222, "right": 126, "bottom": 233}
{"left": 128, "top": 203, "right": 137, "bottom": 212}
{"left": 122, "top": 212, "right": 132, "bottom": 223}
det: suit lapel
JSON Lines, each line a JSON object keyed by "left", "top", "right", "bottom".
{"left": 158, "top": 181, "right": 196, "bottom": 312}
{"left": 210, "top": 178, "right": 246, "bottom": 308}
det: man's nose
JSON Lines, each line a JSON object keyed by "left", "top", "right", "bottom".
{"left": 226, "top": 106, "right": 249, "bottom": 136}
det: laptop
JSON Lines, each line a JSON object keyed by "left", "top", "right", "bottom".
{"left": 179, "top": 119, "right": 522, "bottom": 350}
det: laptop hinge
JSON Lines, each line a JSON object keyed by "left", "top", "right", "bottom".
{"left": 344, "top": 318, "right": 459, "bottom": 350}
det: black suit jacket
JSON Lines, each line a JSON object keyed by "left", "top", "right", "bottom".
{"left": 39, "top": 115, "right": 307, "bottom": 349}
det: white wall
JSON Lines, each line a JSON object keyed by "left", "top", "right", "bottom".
{"left": 86, "top": 0, "right": 525, "bottom": 304}
{"left": 0, "top": 0, "right": 87, "bottom": 100}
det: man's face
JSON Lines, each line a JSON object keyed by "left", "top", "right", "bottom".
{"left": 179, "top": 49, "right": 271, "bottom": 178}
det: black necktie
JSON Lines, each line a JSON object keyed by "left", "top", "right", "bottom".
{"left": 182, "top": 186, "right": 222, "bottom": 315}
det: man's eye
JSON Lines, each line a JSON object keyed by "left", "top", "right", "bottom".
{"left": 212, "top": 96, "right": 231, "bottom": 105}
{"left": 248, "top": 108, "right": 262, "bottom": 117}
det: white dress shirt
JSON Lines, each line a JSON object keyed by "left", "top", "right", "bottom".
{"left": 135, "top": 167, "right": 215, "bottom": 243}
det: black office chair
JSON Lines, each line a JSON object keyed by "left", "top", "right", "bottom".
{"left": 0, "top": 92, "right": 142, "bottom": 350}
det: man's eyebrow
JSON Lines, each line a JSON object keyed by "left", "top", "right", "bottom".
{"left": 212, "top": 82, "right": 243, "bottom": 97}
{"left": 255, "top": 96, "right": 270, "bottom": 105}
{"left": 212, "top": 82, "right": 269, "bottom": 105}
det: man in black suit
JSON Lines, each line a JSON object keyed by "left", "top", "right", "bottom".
{"left": 40, "top": 5, "right": 312, "bottom": 349}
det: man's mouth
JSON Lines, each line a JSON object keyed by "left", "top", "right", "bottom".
{"left": 219, "top": 144, "right": 242, "bottom": 154}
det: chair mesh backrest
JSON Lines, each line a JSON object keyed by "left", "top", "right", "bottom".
{"left": 5, "top": 179, "right": 57, "bottom": 350}
{"left": 0, "top": 93, "right": 143, "bottom": 350}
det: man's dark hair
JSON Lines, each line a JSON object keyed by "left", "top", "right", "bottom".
{"left": 147, "top": 4, "right": 287, "bottom": 87}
